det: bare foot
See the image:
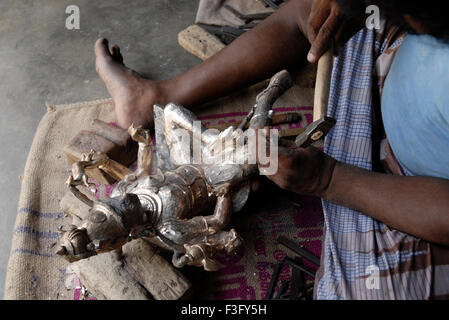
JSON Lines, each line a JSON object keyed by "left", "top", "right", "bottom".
{"left": 95, "top": 38, "right": 161, "bottom": 129}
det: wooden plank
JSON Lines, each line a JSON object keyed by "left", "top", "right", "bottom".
{"left": 122, "top": 239, "right": 192, "bottom": 300}
{"left": 63, "top": 120, "right": 137, "bottom": 184}
{"left": 178, "top": 25, "right": 226, "bottom": 61}
{"left": 71, "top": 250, "right": 151, "bottom": 300}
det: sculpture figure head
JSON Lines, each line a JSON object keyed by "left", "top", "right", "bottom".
{"left": 56, "top": 193, "right": 146, "bottom": 262}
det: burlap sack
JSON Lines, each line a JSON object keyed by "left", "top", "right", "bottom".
{"left": 4, "top": 99, "right": 115, "bottom": 300}
{"left": 4, "top": 82, "right": 324, "bottom": 300}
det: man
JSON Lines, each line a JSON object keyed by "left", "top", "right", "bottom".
{"left": 94, "top": 0, "right": 449, "bottom": 299}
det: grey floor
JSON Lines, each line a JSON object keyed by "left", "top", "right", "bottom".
{"left": 0, "top": 0, "right": 200, "bottom": 298}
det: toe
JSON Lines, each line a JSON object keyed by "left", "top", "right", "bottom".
{"left": 111, "top": 45, "right": 123, "bottom": 63}
{"left": 109, "top": 44, "right": 117, "bottom": 56}
{"left": 94, "top": 38, "right": 112, "bottom": 58}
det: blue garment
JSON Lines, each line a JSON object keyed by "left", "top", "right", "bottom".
{"left": 382, "top": 34, "right": 449, "bottom": 179}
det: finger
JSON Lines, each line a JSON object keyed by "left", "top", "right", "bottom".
{"left": 307, "top": 2, "right": 331, "bottom": 46}
{"left": 259, "top": 142, "right": 294, "bottom": 173}
{"left": 308, "top": 10, "right": 342, "bottom": 63}
{"left": 277, "top": 144, "right": 298, "bottom": 159}
{"left": 256, "top": 131, "right": 280, "bottom": 171}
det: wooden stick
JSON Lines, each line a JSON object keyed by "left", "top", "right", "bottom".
{"left": 279, "top": 127, "right": 305, "bottom": 138}
{"left": 313, "top": 48, "right": 334, "bottom": 121}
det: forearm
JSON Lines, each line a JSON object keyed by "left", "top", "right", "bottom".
{"left": 323, "top": 163, "right": 449, "bottom": 245}
{"left": 159, "top": 0, "right": 313, "bottom": 108}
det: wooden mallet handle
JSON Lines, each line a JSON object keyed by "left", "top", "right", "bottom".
{"left": 313, "top": 49, "right": 334, "bottom": 121}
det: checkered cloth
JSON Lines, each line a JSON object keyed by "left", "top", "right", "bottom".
{"left": 315, "top": 21, "right": 449, "bottom": 300}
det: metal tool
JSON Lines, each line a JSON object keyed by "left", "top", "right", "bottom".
{"left": 265, "top": 110, "right": 274, "bottom": 127}
{"left": 289, "top": 261, "right": 305, "bottom": 300}
{"left": 283, "top": 256, "right": 316, "bottom": 278}
{"left": 274, "top": 280, "right": 290, "bottom": 299}
{"left": 294, "top": 116, "right": 336, "bottom": 148}
{"left": 278, "top": 236, "right": 321, "bottom": 266}
{"left": 239, "top": 21, "right": 259, "bottom": 30}
{"left": 264, "top": 263, "right": 282, "bottom": 300}
{"left": 265, "top": 257, "right": 314, "bottom": 300}
{"left": 196, "top": 23, "right": 246, "bottom": 44}
{"left": 224, "top": 4, "right": 272, "bottom": 23}
{"left": 197, "top": 2, "right": 282, "bottom": 45}
{"left": 258, "top": 0, "right": 282, "bottom": 10}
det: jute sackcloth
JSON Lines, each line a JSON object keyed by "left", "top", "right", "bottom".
{"left": 4, "top": 99, "right": 115, "bottom": 299}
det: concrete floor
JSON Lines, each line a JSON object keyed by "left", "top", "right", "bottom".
{"left": 0, "top": 0, "right": 200, "bottom": 298}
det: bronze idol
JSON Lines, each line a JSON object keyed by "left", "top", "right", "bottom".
{"left": 56, "top": 71, "right": 294, "bottom": 271}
